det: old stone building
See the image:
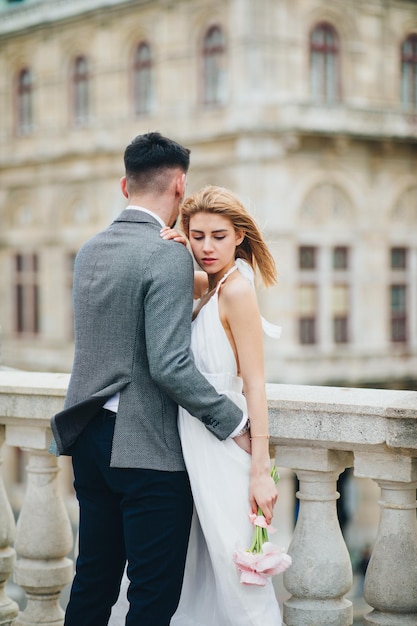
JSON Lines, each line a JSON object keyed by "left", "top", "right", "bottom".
{"left": 0, "top": 0, "right": 416, "bottom": 386}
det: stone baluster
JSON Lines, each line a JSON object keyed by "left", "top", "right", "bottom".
{"left": 276, "top": 446, "right": 353, "bottom": 626}
{"left": 355, "top": 452, "right": 417, "bottom": 625}
{"left": 0, "top": 427, "right": 19, "bottom": 625}
{"left": 12, "top": 446, "right": 74, "bottom": 626}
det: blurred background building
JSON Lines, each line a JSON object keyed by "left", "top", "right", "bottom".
{"left": 1, "top": 2, "right": 416, "bottom": 618}
{"left": 0, "top": 0, "right": 417, "bottom": 389}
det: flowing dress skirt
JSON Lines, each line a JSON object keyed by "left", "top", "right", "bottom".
{"left": 170, "top": 373, "right": 282, "bottom": 626}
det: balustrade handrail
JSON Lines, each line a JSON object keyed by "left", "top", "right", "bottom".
{"left": 0, "top": 369, "right": 416, "bottom": 626}
{"left": 0, "top": 369, "right": 416, "bottom": 442}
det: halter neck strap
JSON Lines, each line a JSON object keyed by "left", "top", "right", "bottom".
{"left": 215, "top": 265, "right": 238, "bottom": 293}
{"left": 230, "top": 259, "right": 282, "bottom": 339}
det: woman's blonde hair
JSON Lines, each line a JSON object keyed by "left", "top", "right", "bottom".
{"left": 180, "top": 185, "right": 277, "bottom": 287}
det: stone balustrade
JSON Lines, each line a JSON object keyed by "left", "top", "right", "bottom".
{"left": 0, "top": 369, "right": 416, "bottom": 626}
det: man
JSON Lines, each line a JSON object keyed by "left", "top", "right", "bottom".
{"left": 51, "top": 132, "right": 248, "bottom": 626}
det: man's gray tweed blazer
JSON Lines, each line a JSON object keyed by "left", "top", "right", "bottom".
{"left": 51, "top": 208, "right": 244, "bottom": 471}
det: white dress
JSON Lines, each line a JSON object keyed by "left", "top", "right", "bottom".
{"left": 109, "top": 262, "right": 282, "bottom": 626}
{"left": 170, "top": 263, "right": 282, "bottom": 626}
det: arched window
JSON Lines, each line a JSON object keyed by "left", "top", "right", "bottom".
{"left": 72, "top": 55, "right": 90, "bottom": 126}
{"left": 310, "top": 23, "right": 340, "bottom": 102}
{"left": 401, "top": 34, "right": 417, "bottom": 108}
{"left": 16, "top": 67, "right": 33, "bottom": 135}
{"left": 133, "top": 42, "right": 152, "bottom": 116}
{"left": 202, "top": 25, "right": 226, "bottom": 105}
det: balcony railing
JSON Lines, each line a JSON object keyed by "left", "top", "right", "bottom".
{"left": 0, "top": 369, "right": 416, "bottom": 626}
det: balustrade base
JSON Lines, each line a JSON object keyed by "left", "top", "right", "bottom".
{"left": 0, "top": 597, "right": 19, "bottom": 626}
{"left": 364, "top": 609, "right": 417, "bottom": 625}
{"left": 14, "top": 593, "right": 65, "bottom": 626}
{"left": 0, "top": 546, "right": 19, "bottom": 625}
{"left": 13, "top": 558, "right": 73, "bottom": 626}
{"left": 284, "top": 597, "right": 353, "bottom": 626}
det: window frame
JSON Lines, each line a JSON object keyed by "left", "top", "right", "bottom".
{"left": 309, "top": 22, "right": 341, "bottom": 103}
{"left": 71, "top": 55, "right": 90, "bottom": 127}
{"left": 333, "top": 246, "right": 349, "bottom": 270}
{"left": 299, "top": 245, "right": 317, "bottom": 270}
{"left": 298, "top": 283, "right": 318, "bottom": 345}
{"left": 16, "top": 67, "right": 33, "bottom": 135}
{"left": 201, "top": 24, "right": 227, "bottom": 106}
{"left": 401, "top": 34, "right": 417, "bottom": 109}
{"left": 332, "top": 283, "right": 349, "bottom": 344}
{"left": 13, "top": 252, "right": 40, "bottom": 336}
{"left": 132, "top": 41, "right": 153, "bottom": 116}
{"left": 390, "top": 284, "right": 407, "bottom": 343}
{"left": 390, "top": 247, "right": 407, "bottom": 270}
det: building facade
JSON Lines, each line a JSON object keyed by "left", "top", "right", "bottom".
{"left": 0, "top": 0, "right": 416, "bottom": 386}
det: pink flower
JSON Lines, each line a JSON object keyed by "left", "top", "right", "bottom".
{"left": 233, "top": 542, "right": 292, "bottom": 586}
{"left": 248, "top": 512, "right": 277, "bottom": 534}
{"left": 232, "top": 465, "right": 292, "bottom": 586}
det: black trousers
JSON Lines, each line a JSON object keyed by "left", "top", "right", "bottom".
{"left": 64, "top": 409, "right": 193, "bottom": 626}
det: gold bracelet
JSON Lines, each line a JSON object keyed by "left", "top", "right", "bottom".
{"left": 250, "top": 434, "right": 270, "bottom": 439}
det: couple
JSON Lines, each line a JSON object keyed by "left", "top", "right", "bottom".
{"left": 50, "top": 132, "right": 285, "bottom": 625}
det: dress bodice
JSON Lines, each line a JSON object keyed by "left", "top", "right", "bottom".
{"left": 190, "top": 260, "right": 281, "bottom": 382}
{"left": 190, "top": 265, "right": 238, "bottom": 380}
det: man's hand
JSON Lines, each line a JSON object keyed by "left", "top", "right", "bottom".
{"left": 233, "top": 431, "right": 251, "bottom": 454}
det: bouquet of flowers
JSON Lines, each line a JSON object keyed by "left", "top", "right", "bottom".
{"left": 233, "top": 466, "right": 292, "bottom": 586}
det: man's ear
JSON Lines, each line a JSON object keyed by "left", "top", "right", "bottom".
{"left": 175, "top": 172, "right": 186, "bottom": 198}
{"left": 120, "top": 176, "right": 128, "bottom": 199}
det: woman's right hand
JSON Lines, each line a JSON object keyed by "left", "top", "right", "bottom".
{"left": 249, "top": 472, "right": 278, "bottom": 525}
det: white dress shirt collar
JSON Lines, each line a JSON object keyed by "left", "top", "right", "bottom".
{"left": 125, "top": 205, "right": 165, "bottom": 228}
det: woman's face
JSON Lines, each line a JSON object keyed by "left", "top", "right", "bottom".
{"left": 188, "top": 212, "right": 244, "bottom": 277}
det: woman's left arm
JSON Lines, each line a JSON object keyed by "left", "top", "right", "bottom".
{"left": 221, "top": 280, "right": 278, "bottom": 524}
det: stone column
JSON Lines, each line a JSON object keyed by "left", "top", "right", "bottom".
{"left": 12, "top": 446, "right": 74, "bottom": 626}
{"left": 355, "top": 452, "right": 417, "bottom": 625}
{"left": 0, "top": 427, "right": 19, "bottom": 625}
{"left": 276, "top": 446, "right": 353, "bottom": 626}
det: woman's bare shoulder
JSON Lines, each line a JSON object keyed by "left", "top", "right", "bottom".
{"left": 221, "top": 271, "right": 256, "bottom": 307}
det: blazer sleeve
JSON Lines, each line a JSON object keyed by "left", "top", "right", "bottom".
{"left": 143, "top": 242, "right": 243, "bottom": 440}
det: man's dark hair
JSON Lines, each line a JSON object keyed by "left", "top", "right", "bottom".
{"left": 124, "top": 132, "right": 190, "bottom": 194}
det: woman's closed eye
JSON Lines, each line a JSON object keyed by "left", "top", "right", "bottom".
{"left": 192, "top": 235, "right": 226, "bottom": 241}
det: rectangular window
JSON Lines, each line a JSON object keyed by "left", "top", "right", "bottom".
{"left": 67, "top": 252, "right": 77, "bottom": 339}
{"left": 390, "top": 247, "right": 407, "bottom": 270}
{"left": 299, "top": 246, "right": 317, "bottom": 270}
{"left": 332, "top": 284, "right": 349, "bottom": 343}
{"left": 333, "top": 246, "right": 349, "bottom": 270}
{"left": 298, "top": 284, "right": 317, "bottom": 344}
{"left": 14, "top": 252, "right": 39, "bottom": 334}
{"left": 390, "top": 284, "right": 407, "bottom": 343}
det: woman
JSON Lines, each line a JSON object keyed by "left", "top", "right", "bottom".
{"left": 170, "top": 186, "right": 286, "bottom": 625}
{"left": 110, "top": 186, "right": 288, "bottom": 625}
